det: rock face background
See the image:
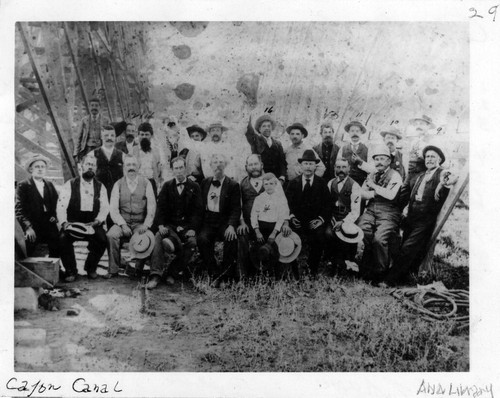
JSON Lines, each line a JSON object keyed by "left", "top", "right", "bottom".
{"left": 143, "top": 21, "right": 468, "bottom": 157}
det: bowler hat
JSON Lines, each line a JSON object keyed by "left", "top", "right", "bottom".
{"left": 275, "top": 232, "right": 302, "bottom": 263}
{"left": 380, "top": 127, "right": 403, "bottom": 140}
{"left": 65, "top": 222, "right": 95, "bottom": 240}
{"left": 409, "top": 115, "right": 435, "bottom": 129}
{"left": 110, "top": 121, "right": 127, "bottom": 137}
{"left": 335, "top": 222, "right": 364, "bottom": 244}
{"left": 371, "top": 144, "right": 391, "bottom": 159}
{"left": 344, "top": 121, "right": 366, "bottom": 134}
{"left": 186, "top": 124, "right": 207, "bottom": 140}
{"left": 298, "top": 149, "right": 320, "bottom": 164}
{"left": 286, "top": 122, "right": 308, "bottom": 138}
{"left": 24, "top": 154, "right": 50, "bottom": 172}
{"left": 207, "top": 122, "right": 228, "bottom": 132}
{"left": 423, "top": 145, "right": 446, "bottom": 165}
{"left": 129, "top": 230, "right": 156, "bottom": 259}
{"left": 255, "top": 115, "right": 276, "bottom": 132}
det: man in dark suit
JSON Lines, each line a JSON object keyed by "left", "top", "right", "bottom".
{"left": 245, "top": 114, "right": 287, "bottom": 184}
{"left": 313, "top": 120, "right": 340, "bottom": 182}
{"left": 15, "top": 154, "right": 59, "bottom": 257}
{"left": 286, "top": 149, "right": 331, "bottom": 276}
{"left": 383, "top": 145, "right": 457, "bottom": 286}
{"left": 147, "top": 156, "right": 203, "bottom": 289}
{"left": 114, "top": 122, "right": 137, "bottom": 154}
{"left": 197, "top": 154, "right": 241, "bottom": 285}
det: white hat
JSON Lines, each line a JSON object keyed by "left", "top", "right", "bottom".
{"left": 275, "top": 231, "right": 302, "bottom": 263}
{"left": 129, "top": 230, "right": 155, "bottom": 259}
{"left": 335, "top": 222, "right": 364, "bottom": 244}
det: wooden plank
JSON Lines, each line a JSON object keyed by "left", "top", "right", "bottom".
{"left": 15, "top": 261, "right": 54, "bottom": 289}
{"left": 20, "top": 257, "right": 60, "bottom": 286}
{"left": 16, "top": 95, "right": 42, "bottom": 113}
{"left": 16, "top": 113, "right": 46, "bottom": 136}
{"left": 15, "top": 163, "right": 30, "bottom": 182}
{"left": 15, "top": 132, "right": 62, "bottom": 166}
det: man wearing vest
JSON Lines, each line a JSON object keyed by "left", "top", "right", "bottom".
{"left": 358, "top": 144, "right": 403, "bottom": 284}
{"left": 324, "top": 158, "right": 362, "bottom": 272}
{"left": 245, "top": 115, "right": 287, "bottom": 184}
{"left": 106, "top": 155, "right": 156, "bottom": 279}
{"left": 337, "top": 120, "right": 370, "bottom": 186}
{"left": 407, "top": 115, "right": 435, "bottom": 184}
{"left": 197, "top": 154, "right": 241, "bottom": 286}
{"left": 57, "top": 154, "right": 110, "bottom": 282}
{"left": 147, "top": 157, "right": 203, "bottom": 289}
{"left": 383, "top": 145, "right": 457, "bottom": 287}
{"left": 286, "top": 149, "right": 331, "bottom": 277}
{"left": 73, "top": 98, "right": 109, "bottom": 163}
{"left": 115, "top": 122, "right": 138, "bottom": 154}
{"left": 313, "top": 120, "right": 341, "bottom": 183}
{"left": 92, "top": 125, "right": 124, "bottom": 198}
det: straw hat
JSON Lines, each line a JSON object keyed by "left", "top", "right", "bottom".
{"left": 275, "top": 231, "right": 302, "bottom": 263}
{"left": 335, "top": 222, "right": 364, "bottom": 244}
{"left": 65, "top": 222, "right": 95, "bottom": 240}
{"left": 129, "top": 230, "right": 156, "bottom": 259}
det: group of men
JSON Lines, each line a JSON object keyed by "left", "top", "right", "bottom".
{"left": 16, "top": 100, "right": 459, "bottom": 288}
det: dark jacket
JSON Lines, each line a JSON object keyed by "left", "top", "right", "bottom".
{"left": 15, "top": 177, "right": 58, "bottom": 231}
{"left": 153, "top": 178, "right": 203, "bottom": 232}
{"left": 240, "top": 175, "right": 265, "bottom": 225}
{"left": 286, "top": 175, "right": 330, "bottom": 223}
{"left": 93, "top": 147, "right": 124, "bottom": 197}
{"left": 201, "top": 176, "right": 241, "bottom": 228}
{"left": 115, "top": 140, "right": 137, "bottom": 154}
{"left": 313, "top": 142, "right": 340, "bottom": 182}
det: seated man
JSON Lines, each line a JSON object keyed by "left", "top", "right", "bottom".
{"left": 106, "top": 155, "right": 156, "bottom": 279}
{"left": 16, "top": 154, "right": 59, "bottom": 258}
{"left": 147, "top": 157, "right": 203, "bottom": 289}
{"left": 56, "top": 154, "right": 109, "bottom": 282}
{"left": 250, "top": 173, "right": 290, "bottom": 276}
{"left": 197, "top": 154, "right": 241, "bottom": 285}
{"left": 286, "top": 149, "right": 330, "bottom": 276}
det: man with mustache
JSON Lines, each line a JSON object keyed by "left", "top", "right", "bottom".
{"left": 197, "top": 153, "right": 241, "bottom": 286}
{"left": 106, "top": 155, "right": 156, "bottom": 279}
{"left": 284, "top": 123, "right": 325, "bottom": 182}
{"left": 115, "top": 122, "right": 137, "bottom": 154}
{"left": 357, "top": 144, "right": 403, "bottom": 284}
{"left": 407, "top": 115, "right": 435, "bottom": 184}
{"left": 313, "top": 120, "right": 340, "bottom": 182}
{"left": 245, "top": 114, "right": 287, "bottom": 184}
{"left": 91, "top": 125, "right": 124, "bottom": 199}
{"left": 337, "top": 120, "right": 369, "bottom": 186}
{"left": 382, "top": 145, "right": 457, "bottom": 287}
{"left": 57, "top": 154, "right": 109, "bottom": 282}
{"left": 132, "top": 122, "right": 162, "bottom": 197}
{"left": 73, "top": 98, "right": 109, "bottom": 163}
{"left": 178, "top": 124, "right": 205, "bottom": 184}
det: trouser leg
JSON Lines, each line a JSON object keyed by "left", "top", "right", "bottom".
{"left": 107, "top": 225, "right": 124, "bottom": 274}
{"left": 221, "top": 224, "right": 238, "bottom": 279}
{"left": 59, "top": 230, "right": 77, "bottom": 276}
{"left": 197, "top": 225, "right": 217, "bottom": 275}
{"left": 85, "top": 226, "right": 107, "bottom": 273}
{"left": 150, "top": 232, "right": 167, "bottom": 277}
{"left": 237, "top": 233, "right": 250, "bottom": 279}
{"left": 371, "top": 211, "right": 401, "bottom": 281}
{"left": 306, "top": 225, "right": 325, "bottom": 275}
{"left": 357, "top": 210, "right": 376, "bottom": 280}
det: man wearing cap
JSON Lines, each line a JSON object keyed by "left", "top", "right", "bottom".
{"left": 284, "top": 123, "right": 326, "bottom": 182}
{"left": 147, "top": 156, "right": 203, "bottom": 289}
{"left": 178, "top": 125, "right": 205, "bottom": 184}
{"left": 337, "top": 120, "right": 369, "bottom": 186}
{"left": 286, "top": 149, "right": 330, "bottom": 276}
{"left": 357, "top": 144, "right": 403, "bottom": 283}
{"left": 197, "top": 153, "right": 241, "bottom": 285}
{"left": 115, "top": 122, "right": 137, "bottom": 154}
{"left": 133, "top": 122, "right": 163, "bottom": 196}
{"left": 106, "top": 154, "right": 156, "bottom": 279}
{"left": 57, "top": 154, "right": 110, "bottom": 282}
{"left": 15, "top": 154, "right": 60, "bottom": 258}
{"left": 73, "top": 98, "right": 109, "bottom": 163}
{"left": 383, "top": 145, "right": 457, "bottom": 286}
{"left": 324, "top": 158, "right": 362, "bottom": 273}
{"left": 313, "top": 120, "right": 341, "bottom": 182}
{"left": 245, "top": 115, "right": 287, "bottom": 183}
{"left": 407, "top": 115, "right": 435, "bottom": 183}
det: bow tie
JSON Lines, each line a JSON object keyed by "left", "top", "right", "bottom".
{"left": 177, "top": 182, "right": 185, "bottom": 187}
{"left": 211, "top": 180, "right": 221, "bottom": 187}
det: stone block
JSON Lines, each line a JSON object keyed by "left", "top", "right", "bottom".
{"left": 14, "top": 287, "right": 39, "bottom": 312}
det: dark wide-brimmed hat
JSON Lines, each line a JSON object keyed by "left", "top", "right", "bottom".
{"left": 275, "top": 231, "right": 302, "bottom": 263}
{"left": 423, "top": 145, "right": 446, "bottom": 165}
{"left": 380, "top": 127, "right": 403, "bottom": 140}
{"left": 286, "top": 122, "right": 308, "bottom": 138}
{"left": 65, "top": 222, "right": 95, "bottom": 240}
{"left": 207, "top": 122, "right": 228, "bottom": 133}
{"left": 344, "top": 121, "right": 366, "bottom": 134}
{"left": 129, "top": 230, "right": 155, "bottom": 259}
{"left": 186, "top": 124, "right": 207, "bottom": 140}
{"left": 255, "top": 114, "right": 276, "bottom": 132}
{"left": 298, "top": 149, "right": 320, "bottom": 164}
{"left": 335, "top": 222, "right": 364, "bottom": 244}
{"left": 409, "top": 115, "right": 435, "bottom": 129}
{"left": 110, "top": 121, "right": 127, "bottom": 137}
{"left": 161, "top": 233, "right": 183, "bottom": 254}
{"left": 24, "top": 154, "right": 50, "bottom": 171}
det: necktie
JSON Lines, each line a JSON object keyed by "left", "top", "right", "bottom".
{"left": 374, "top": 171, "right": 383, "bottom": 184}
{"left": 211, "top": 180, "right": 221, "bottom": 188}
{"left": 304, "top": 178, "right": 311, "bottom": 192}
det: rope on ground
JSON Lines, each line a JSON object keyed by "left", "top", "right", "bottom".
{"left": 390, "top": 287, "right": 469, "bottom": 328}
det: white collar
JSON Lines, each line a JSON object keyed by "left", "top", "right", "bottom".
{"left": 126, "top": 175, "right": 139, "bottom": 185}
{"left": 101, "top": 145, "right": 114, "bottom": 155}
{"left": 302, "top": 174, "right": 314, "bottom": 185}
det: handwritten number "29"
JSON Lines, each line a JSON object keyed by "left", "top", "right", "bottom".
{"left": 469, "top": 5, "right": 498, "bottom": 21}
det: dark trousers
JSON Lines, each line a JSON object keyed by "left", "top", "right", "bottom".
{"left": 59, "top": 226, "right": 107, "bottom": 276}
{"left": 324, "top": 224, "right": 357, "bottom": 263}
{"left": 255, "top": 221, "right": 280, "bottom": 274}
{"left": 197, "top": 212, "right": 237, "bottom": 279}
{"left": 292, "top": 220, "right": 326, "bottom": 275}
{"left": 27, "top": 215, "right": 60, "bottom": 258}
{"left": 237, "top": 229, "right": 255, "bottom": 279}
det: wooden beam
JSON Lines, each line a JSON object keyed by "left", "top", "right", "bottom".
{"left": 109, "top": 62, "right": 125, "bottom": 119}
{"left": 17, "top": 113, "right": 46, "bottom": 136}
{"left": 94, "top": 29, "right": 112, "bottom": 54}
{"left": 15, "top": 163, "right": 30, "bottom": 182}
{"left": 17, "top": 22, "right": 76, "bottom": 178}
{"left": 15, "top": 132, "right": 62, "bottom": 166}
{"left": 16, "top": 95, "right": 42, "bottom": 113}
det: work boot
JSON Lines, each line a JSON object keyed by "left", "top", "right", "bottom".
{"left": 64, "top": 274, "right": 77, "bottom": 283}
{"left": 146, "top": 275, "right": 161, "bottom": 289}
{"left": 87, "top": 271, "right": 98, "bottom": 280}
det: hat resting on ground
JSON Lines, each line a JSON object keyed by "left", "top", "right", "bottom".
{"left": 380, "top": 127, "right": 403, "bottom": 140}
{"left": 344, "top": 121, "right": 366, "bottom": 134}
{"left": 286, "top": 122, "right": 308, "bottom": 138}
{"left": 371, "top": 144, "right": 391, "bottom": 159}
{"left": 298, "top": 149, "right": 320, "bottom": 164}
{"left": 186, "top": 125, "right": 207, "bottom": 140}
{"left": 24, "top": 154, "right": 50, "bottom": 171}
{"left": 335, "top": 222, "right": 364, "bottom": 244}
{"left": 409, "top": 114, "right": 435, "bottom": 129}
{"left": 129, "top": 230, "right": 155, "bottom": 259}
{"left": 423, "top": 145, "right": 446, "bottom": 165}
{"left": 255, "top": 115, "right": 276, "bottom": 132}
{"left": 207, "top": 122, "right": 228, "bottom": 132}
{"left": 275, "top": 232, "right": 302, "bottom": 263}
{"left": 65, "top": 222, "right": 95, "bottom": 240}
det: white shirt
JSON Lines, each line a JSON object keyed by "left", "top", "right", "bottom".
{"left": 265, "top": 137, "right": 273, "bottom": 148}
{"left": 175, "top": 178, "right": 186, "bottom": 195}
{"left": 327, "top": 177, "right": 362, "bottom": 224}
{"left": 33, "top": 178, "right": 47, "bottom": 211}
{"left": 249, "top": 177, "right": 263, "bottom": 192}
{"left": 126, "top": 141, "right": 135, "bottom": 154}
{"left": 301, "top": 174, "right": 315, "bottom": 190}
{"left": 415, "top": 167, "right": 438, "bottom": 201}
{"left": 361, "top": 167, "right": 403, "bottom": 201}
{"left": 207, "top": 177, "right": 225, "bottom": 213}
{"left": 251, "top": 191, "right": 290, "bottom": 231}
{"left": 101, "top": 145, "right": 114, "bottom": 161}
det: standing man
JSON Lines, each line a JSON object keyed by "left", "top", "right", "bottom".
{"left": 197, "top": 154, "right": 241, "bottom": 285}
{"left": 133, "top": 122, "right": 163, "bottom": 196}
{"left": 357, "top": 145, "right": 403, "bottom": 284}
{"left": 407, "top": 115, "right": 435, "bottom": 183}
{"left": 245, "top": 115, "right": 286, "bottom": 184}
{"left": 57, "top": 154, "right": 109, "bottom": 282}
{"left": 73, "top": 98, "right": 108, "bottom": 163}
{"left": 286, "top": 150, "right": 330, "bottom": 276}
{"left": 383, "top": 146, "right": 457, "bottom": 286}
{"left": 313, "top": 120, "right": 341, "bottom": 183}
{"left": 337, "top": 120, "right": 369, "bottom": 186}
{"left": 15, "top": 154, "right": 59, "bottom": 257}
{"left": 147, "top": 157, "right": 203, "bottom": 289}
{"left": 284, "top": 123, "right": 325, "bottom": 182}
{"left": 179, "top": 124, "right": 205, "bottom": 183}
{"left": 115, "top": 122, "right": 137, "bottom": 154}
{"left": 106, "top": 155, "right": 156, "bottom": 279}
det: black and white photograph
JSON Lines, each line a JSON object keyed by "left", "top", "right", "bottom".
{"left": 1, "top": 1, "right": 499, "bottom": 397}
